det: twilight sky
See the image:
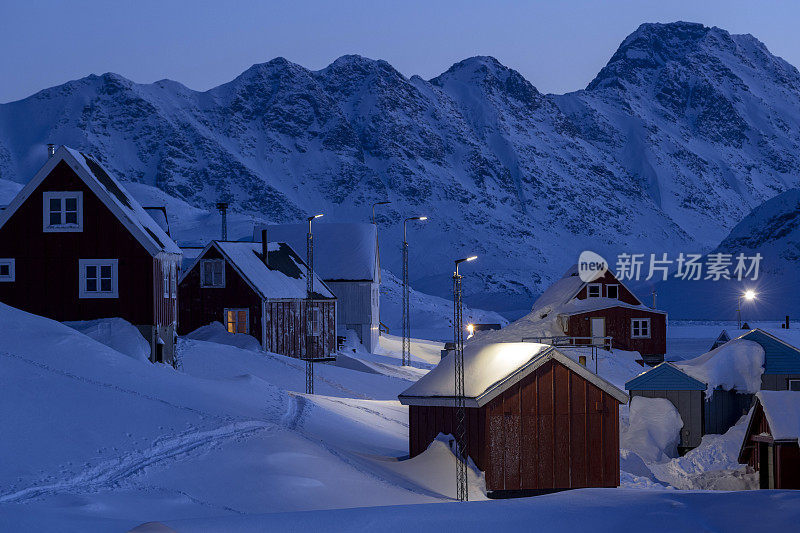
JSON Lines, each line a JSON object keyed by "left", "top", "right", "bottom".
{"left": 2, "top": 0, "right": 799, "bottom": 103}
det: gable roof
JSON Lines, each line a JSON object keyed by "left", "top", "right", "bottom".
{"left": 398, "top": 342, "right": 628, "bottom": 407}
{"left": 736, "top": 329, "right": 800, "bottom": 375}
{"left": 625, "top": 362, "right": 708, "bottom": 391}
{"left": 739, "top": 391, "right": 800, "bottom": 461}
{"left": 181, "top": 241, "right": 335, "bottom": 300}
{"left": 0, "top": 146, "right": 180, "bottom": 256}
{"left": 710, "top": 330, "right": 731, "bottom": 351}
{"left": 255, "top": 223, "right": 377, "bottom": 282}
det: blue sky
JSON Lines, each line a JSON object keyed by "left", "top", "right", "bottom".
{"left": 1, "top": 0, "right": 799, "bottom": 103}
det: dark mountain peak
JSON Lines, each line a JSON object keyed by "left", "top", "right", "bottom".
{"left": 316, "top": 54, "right": 408, "bottom": 93}
{"left": 432, "top": 56, "right": 543, "bottom": 106}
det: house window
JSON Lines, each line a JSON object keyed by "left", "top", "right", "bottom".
{"left": 587, "top": 283, "right": 602, "bottom": 298}
{"left": 79, "top": 259, "right": 118, "bottom": 298}
{"left": 606, "top": 284, "right": 619, "bottom": 299}
{"left": 163, "top": 263, "right": 170, "bottom": 298}
{"left": 0, "top": 259, "right": 14, "bottom": 282}
{"left": 310, "top": 305, "right": 322, "bottom": 336}
{"left": 200, "top": 259, "right": 225, "bottom": 288}
{"left": 789, "top": 379, "right": 800, "bottom": 392}
{"left": 225, "top": 308, "right": 248, "bottom": 334}
{"left": 43, "top": 191, "right": 83, "bottom": 232}
{"left": 170, "top": 263, "right": 177, "bottom": 298}
{"left": 631, "top": 318, "right": 651, "bottom": 339}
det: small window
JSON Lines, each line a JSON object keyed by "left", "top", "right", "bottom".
{"left": 310, "top": 305, "right": 322, "bottom": 336}
{"left": 43, "top": 192, "right": 83, "bottom": 232}
{"left": 789, "top": 379, "right": 800, "bottom": 392}
{"left": 606, "top": 284, "right": 619, "bottom": 299}
{"left": 0, "top": 259, "right": 15, "bottom": 282}
{"left": 163, "top": 263, "right": 170, "bottom": 298}
{"left": 79, "top": 259, "right": 118, "bottom": 298}
{"left": 225, "top": 308, "right": 248, "bottom": 334}
{"left": 200, "top": 259, "right": 225, "bottom": 288}
{"left": 587, "top": 283, "right": 602, "bottom": 298}
{"left": 170, "top": 264, "right": 177, "bottom": 298}
{"left": 631, "top": 318, "right": 651, "bottom": 339}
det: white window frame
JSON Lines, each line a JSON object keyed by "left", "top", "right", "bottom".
{"left": 605, "top": 284, "right": 619, "bottom": 299}
{"left": 310, "top": 305, "right": 322, "bottom": 337}
{"left": 43, "top": 191, "right": 83, "bottom": 232}
{"left": 200, "top": 259, "right": 225, "bottom": 288}
{"left": 587, "top": 283, "right": 602, "bottom": 298}
{"left": 0, "top": 258, "right": 15, "bottom": 282}
{"left": 163, "top": 263, "right": 170, "bottom": 298}
{"left": 789, "top": 379, "right": 800, "bottom": 392}
{"left": 170, "top": 263, "right": 177, "bottom": 298}
{"left": 631, "top": 318, "right": 651, "bottom": 339}
{"left": 224, "top": 308, "right": 249, "bottom": 334}
{"left": 79, "top": 259, "right": 118, "bottom": 298}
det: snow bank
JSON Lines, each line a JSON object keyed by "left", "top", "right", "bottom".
{"left": 676, "top": 339, "right": 764, "bottom": 394}
{"left": 621, "top": 396, "right": 683, "bottom": 463}
{"left": 185, "top": 322, "right": 262, "bottom": 352}
{"left": 757, "top": 391, "right": 800, "bottom": 441}
{"left": 63, "top": 317, "right": 150, "bottom": 362}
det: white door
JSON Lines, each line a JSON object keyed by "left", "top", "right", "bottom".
{"left": 590, "top": 318, "right": 605, "bottom": 339}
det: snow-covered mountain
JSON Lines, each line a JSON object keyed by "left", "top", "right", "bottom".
{"left": 2, "top": 21, "right": 799, "bottom": 315}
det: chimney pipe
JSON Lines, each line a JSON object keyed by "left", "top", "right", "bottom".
{"left": 216, "top": 202, "right": 229, "bottom": 241}
{"left": 786, "top": 315, "right": 790, "bottom": 330}
{"left": 47, "top": 144, "right": 55, "bottom": 159}
{"left": 261, "top": 229, "right": 269, "bottom": 267}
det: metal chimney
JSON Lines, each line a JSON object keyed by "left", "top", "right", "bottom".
{"left": 216, "top": 202, "right": 229, "bottom": 241}
{"left": 47, "top": 144, "right": 55, "bottom": 158}
{"left": 261, "top": 229, "right": 269, "bottom": 267}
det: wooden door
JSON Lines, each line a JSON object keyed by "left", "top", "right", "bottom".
{"left": 591, "top": 317, "right": 605, "bottom": 340}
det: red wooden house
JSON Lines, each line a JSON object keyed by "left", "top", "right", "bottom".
{"left": 738, "top": 391, "right": 800, "bottom": 489}
{"left": 178, "top": 239, "right": 337, "bottom": 359}
{"left": 399, "top": 342, "right": 628, "bottom": 496}
{"left": 527, "top": 266, "right": 667, "bottom": 365}
{"left": 0, "top": 146, "right": 182, "bottom": 364}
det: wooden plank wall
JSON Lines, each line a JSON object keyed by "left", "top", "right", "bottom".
{"left": 704, "top": 389, "right": 753, "bottom": 435}
{"left": 265, "top": 299, "right": 336, "bottom": 358}
{"left": 631, "top": 390, "right": 704, "bottom": 448}
{"left": 408, "top": 405, "right": 485, "bottom": 469}
{"left": 568, "top": 307, "right": 667, "bottom": 356}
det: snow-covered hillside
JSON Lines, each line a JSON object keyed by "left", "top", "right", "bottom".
{"left": 2, "top": 22, "right": 799, "bottom": 314}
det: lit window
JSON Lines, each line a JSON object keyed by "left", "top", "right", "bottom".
{"left": 200, "top": 259, "right": 225, "bottom": 288}
{"left": 79, "top": 259, "right": 118, "bottom": 298}
{"left": 225, "top": 308, "right": 248, "bottom": 334}
{"left": 789, "top": 379, "right": 800, "bottom": 392}
{"left": 0, "top": 259, "right": 14, "bottom": 282}
{"left": 631, "top": 318, "right": 651, "bottom": 339}
{"left": 43, "top": 192, "right": 83, "bottom": 232}
{"left": 587, "top": 283, "right": 602, "bottom": 298}
{"left": 606, "top": 284, "right": 619, "bottom": 299}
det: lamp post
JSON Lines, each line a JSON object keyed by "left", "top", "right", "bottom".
{"left": 371, "top": 201, "right": 391, "bottom": 225}
{"left": 305, "top": 213, "right": 323, "bottom": 394}
{"left": 738, "top": 289, "right": 756, "bottom": 329}
{"left": 453, "top": 254, "right": 476, "bottom": 502}
{"left": 402, "top": 216, "right": 427, "bottom": 366}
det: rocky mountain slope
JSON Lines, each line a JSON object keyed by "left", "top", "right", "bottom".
{"left": 2, "top": 21, "right": 799, "bottom": 315}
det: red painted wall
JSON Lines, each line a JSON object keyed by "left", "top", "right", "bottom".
{"left": 567, "top": 308, "right": 667, "bottom": 356}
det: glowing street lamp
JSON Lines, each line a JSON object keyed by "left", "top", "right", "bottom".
{"left": 738, "top": 289, "right": 757, "bottom": 329}
{"left": 401, "top": 216, "right": 427, "bottom": 366}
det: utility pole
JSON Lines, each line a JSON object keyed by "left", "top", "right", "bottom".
{"left": 453, "top": 255, "right": 476, "bottom": 502}
{"left": 306, "top": 213, "right": 323, "bottom": 394}
{"left": 402, "top": 216, "right": 427, "bottom": 366}
{"left": 216, "top": 202, "right": 229, "bottom": 240}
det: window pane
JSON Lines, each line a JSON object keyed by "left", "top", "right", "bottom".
{"left": 65, "top": 212, "right": 78, "bottom": 224}
{"left": 86, "top": 279, "right": 97, "bottom": 292}
{"left": 100, "top": 279, "right": 112, "bottom": 292}
{"left": 100, "top": 265, "right": 112, "bottom": 278}
{"left": 0, "top": 264, "right": 8, "bottom": 276}
{"left": 86, "top": 266, "right": 97, "bottom": 279}
{"left": 50, "top": 212, "right": 61, "bottom": 225}
{"left": 790, "top": 381, "right": 800, "bottom": 392}
{"left": 238, "top": 310, "right": 247, "bottom": 323}
{"left": 49, "top": 198, "right": 61, "bottom": 212}
{"left": 65, "top": 198, "right": 77, "bottom": 211}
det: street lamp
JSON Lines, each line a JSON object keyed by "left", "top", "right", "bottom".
{"left": 305, "top": 213, "right": 323, "bottom": 394}
{"left": 401, "top": 216, "right": 427, "bottom": 366}
{"left": 371, "top": 201, "right": 391, "bottom": 224}
{"left": 453, "top": 254, "right": 476, "bottom": 503}
{"left": 738, "top": 289, "right": 757, "bottom": 329}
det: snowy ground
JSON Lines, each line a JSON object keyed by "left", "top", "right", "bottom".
{"left": 1, "top": 304, "right": 798, "bottom": 532}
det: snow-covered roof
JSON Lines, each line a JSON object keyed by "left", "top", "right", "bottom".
{"left": 625, "top": 362, "right": 708, "bottom": 391}
{"left": 0, "top": 146, "right": 181, "bottom": 256}
{"left": 675, "top": 339, "right": 765, "bottom": 394}
{"left": 182, "top": 241, "right": 334, "bottom": 300}
{"left": 735, "top": 329, "right": 800, "bottom": 374}
{"left": 754, "top": 391, "right": 800, "bottom": 442}
{"left": 255, "top": 223, "right": 377, "bottom": 282}
{"left": 398, "top": 342, "right": 628, "bottom": 407}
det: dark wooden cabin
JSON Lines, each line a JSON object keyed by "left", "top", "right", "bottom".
{"left": 0, "top": 145, "right": 181, "bottom": 364}
{"left": 178, "top": 239, "right": 337, "bottom": 359}
{"left": 399, "top": 342, "right": 628, "bottom": 496}
{"left": 738, "top": 391, "right": 800, "bottom": 489}
{"left": 527, "top": 267, "right": 667, "bottom": 365}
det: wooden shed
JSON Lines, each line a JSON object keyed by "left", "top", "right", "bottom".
{"left": 178, "top": 240, "right": 337, "bottom": 359}
{"left": 738, "top": 391, "right": 800, "bottom": 489}
{"left": 0, "top": 145, "right": 181, "bottom": 364}
{"left": 737, "top": 329, "right": 800, "bottom": 391}
{"left": 625, "top": 363, "right": 707, "bottom": 452}
{"left": 398, "top": 342, "right": 628, "bottom": 496}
